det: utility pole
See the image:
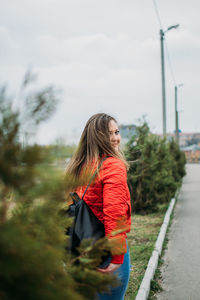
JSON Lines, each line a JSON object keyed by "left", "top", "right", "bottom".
{"left": 175, "top": 83, "right": 183, "bottom": 146}
{"left": 175, "top": 86, "right": 179, "bottom": 145}
{"left": 159, "top": 24, "right": 180, "bottom": 137}
{"left": 160, "top": 29, "right": 166, "bottom": 136}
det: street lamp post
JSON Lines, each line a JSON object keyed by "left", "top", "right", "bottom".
{"left": 175, "top": 84, "right": 183, "bottom": 146}
{"left": 175, "top": 85, "right": 178, "bottom": 144}
{"left": 160, "top": 29, "right": 166, "bottom": 136}
{"left": 160, "top": 24, "right": 180, "bottom": 137}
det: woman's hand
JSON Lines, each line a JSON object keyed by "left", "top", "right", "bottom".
{"left": 97, "top": 263, "right": 121, "bottom": 274}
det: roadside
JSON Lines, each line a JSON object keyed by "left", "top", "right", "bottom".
{"left": 125, "top": 204, "right": 168, "bottom": 300}
{"left": 151, "top": 164, "right": 200, "bottom": 300}
{"left": 148, "top": 204, "right": 175, "bottom": 300}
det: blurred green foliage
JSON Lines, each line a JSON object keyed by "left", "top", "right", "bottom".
{"left": 125, "top": 121, "right": 186, "bottom": 214}
{"left": 33, "top": 143, "right": 76, "bottom": 165}
{"left": 0, "top": 75, "right": 115, "bottom": 300}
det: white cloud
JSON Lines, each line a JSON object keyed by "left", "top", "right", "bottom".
{"left": 0, "top": 0, "right": 200, "bottom": 143}
{"left": 0, "top": 26, "right": 22, "bottom": 65}
{"left": 35, "top": 33, "right": 159, "bottom": 68}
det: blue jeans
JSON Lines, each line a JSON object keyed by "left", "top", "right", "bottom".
{"left": 97, "top": 244, "right": 130, "bottom": 300}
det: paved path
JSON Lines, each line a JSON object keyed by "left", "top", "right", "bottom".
{"left": 157, "top": 164, "right": 200, "bottom": 300}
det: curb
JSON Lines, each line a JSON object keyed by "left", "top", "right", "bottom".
{"left": 135, "top": 197, "right": 176, "bottom": 300}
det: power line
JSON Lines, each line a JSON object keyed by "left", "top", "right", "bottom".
{"left": 152, "top": 0, "right": 177, "bottom": 86}
{"left": 165, "top": 40, "right": 176, "bottom": 86}
{"left": 152, "top": 0, "right": 179, "bottom": 136}
{"left": 152, "top": 0, "right": 163, "bottom": 29}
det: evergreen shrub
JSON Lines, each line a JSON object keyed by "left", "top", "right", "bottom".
{"left": 0, "top": 76, "right": 115, "bottom": 300}
{"left": 125, "top": 122, "right": 186, "bottom": 214}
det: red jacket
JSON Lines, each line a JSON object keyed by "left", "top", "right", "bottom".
{"left": 77, "top": 156, "right": 131, "bottom": 264}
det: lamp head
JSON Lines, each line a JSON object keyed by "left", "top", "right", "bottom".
{"left": 178, "top": 83, "right": 184, "bottom": 88}
{"left": 167, "top": 24, "right": 180, "bottom": 31}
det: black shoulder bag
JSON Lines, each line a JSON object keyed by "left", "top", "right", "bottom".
{"left": 66, "top": 157, "right": 111, "bottom": 268}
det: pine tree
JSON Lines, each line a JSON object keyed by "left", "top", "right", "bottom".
{"left": 0, "top": 74, "right": 115, "bottom": 300}
{"left": 168, "top": 139, "right": 186, "bottom": 182}
{"left": 125, "top": 121, "right": 186, "bottom": 214}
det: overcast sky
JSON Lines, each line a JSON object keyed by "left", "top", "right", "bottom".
{"left": 1, "top": 0, "right": 200, "bottom": 144}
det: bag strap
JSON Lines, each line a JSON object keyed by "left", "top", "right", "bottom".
{"left": 81, "top": 157, "right": 107, "bottom": 200}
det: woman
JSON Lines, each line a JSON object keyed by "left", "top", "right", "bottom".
{"left": 66, "top": 113, "right": 131, "bottom": 300}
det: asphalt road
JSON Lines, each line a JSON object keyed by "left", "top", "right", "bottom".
{"left": 157, "top": 164, "right": 200, "bottom": 300}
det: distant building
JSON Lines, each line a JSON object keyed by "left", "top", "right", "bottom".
{"left": 181, "top": 144, "right": 200, "bottom": 163}
{"left": 156, "top": 132, "right": 200, "bottom": 148}
{"left": 119, "top": 124, "right": 136, "bottom": 144}
{"left": 157, "top": 132, "right": 200, "bottom": 163}
{"left": 178, "top": 132, "right": 200, "bottom": 147}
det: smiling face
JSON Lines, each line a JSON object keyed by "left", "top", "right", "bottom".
{"left": 108, "top": 119, "right": 121, "bottom": 151}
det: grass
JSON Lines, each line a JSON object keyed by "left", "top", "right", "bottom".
{"left": 125, "top": 204, "right": 168, "bottom": 300}
{"left": 147, "top": 203, "right": 175, "bottom": 300}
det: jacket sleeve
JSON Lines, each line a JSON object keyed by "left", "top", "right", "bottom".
{"left": 101, "top": 158, "right": 130, "bottom": 264}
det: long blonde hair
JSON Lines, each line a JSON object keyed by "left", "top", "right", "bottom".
{"left": 66, "top": 113, "right": 128, "bottom": 178}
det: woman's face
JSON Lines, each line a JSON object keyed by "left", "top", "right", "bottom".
{"left": 108, "top": 120, "right": 121, "bottom": 151}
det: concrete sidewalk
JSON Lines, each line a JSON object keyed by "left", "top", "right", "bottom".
{"left": 157, "top": 164, "right": 200, "bottom": 300}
